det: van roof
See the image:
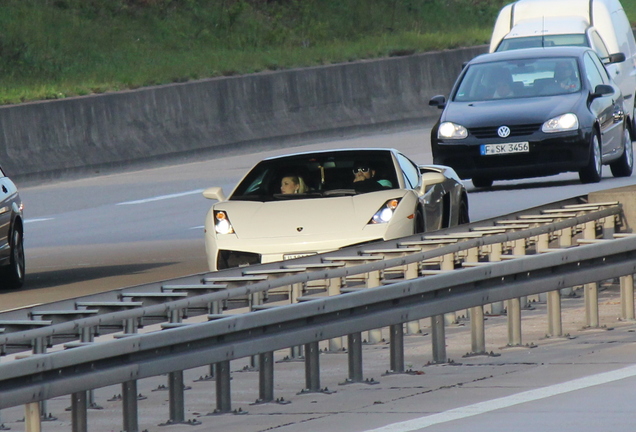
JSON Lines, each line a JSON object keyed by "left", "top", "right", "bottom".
{"left": 506, "top": 17, "right": 590, "bottom": 38}
{"left": 511, "top": 0, "right": 591, "bottom": 22}
{"left": 508, "top": 0, "right": 622, "bottom": 24}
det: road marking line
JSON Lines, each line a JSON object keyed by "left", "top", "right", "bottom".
{"left": 24, "top": 218, "right": 54, "bottom": 224}
{"left": 365, "top": 364, "right": 636, "bottom": 431}
{"left": 116, "top": 189, "right": 205, "bottom": 206}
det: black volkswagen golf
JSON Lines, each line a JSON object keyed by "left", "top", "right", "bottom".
{"left": 0, "top": 164, "right": 24, "bottom": 289}
{"left": 429, "top": 46, "right": 633, "bottom": 187}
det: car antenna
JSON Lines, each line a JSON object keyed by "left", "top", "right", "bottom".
{"left": 541, "top": 15, "right": 545, "bottom": 47}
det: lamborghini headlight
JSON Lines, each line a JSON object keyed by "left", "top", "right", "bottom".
{"left": 214, "top": 210, "right": 234, "bottom": 234}
{"left": 438, "top": 122, "right": 468, "bottom": 139}
{"left": 542, "top": 113, "right": 579, "bottom": 133}
{"left": 369, "top": 199, "right": 402, "bottom": 224}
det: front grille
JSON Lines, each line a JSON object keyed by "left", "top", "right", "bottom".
{"left": 469, "top": 123, "right": 542, "bottom": 139}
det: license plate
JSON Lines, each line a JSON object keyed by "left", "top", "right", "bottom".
{"left": 283, "top": 253, "right": 316, "bottom": 260}
{"left": 480, "top": 142, "right": 530, "bottom": 155}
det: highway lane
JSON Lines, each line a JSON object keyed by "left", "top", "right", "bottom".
{"left": 3, "top": 119, "right": 636, "bottom": 311}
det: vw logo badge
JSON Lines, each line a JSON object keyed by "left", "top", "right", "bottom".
{"left": 498, "top": 126, "right": 511, "bottom": 138}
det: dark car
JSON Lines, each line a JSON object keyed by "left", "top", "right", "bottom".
{"left": 0, "top": 164, "right": 24, "bottom": 289}
{"left": 429, "top": 46, "right": 633, "bottom": 187}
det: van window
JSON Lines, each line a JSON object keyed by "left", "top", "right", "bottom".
{"left": 589, "top": 30, "right": 610, "bottom": 58}
{"left": 497, "top": 34, "right": 588, "bottom": 51}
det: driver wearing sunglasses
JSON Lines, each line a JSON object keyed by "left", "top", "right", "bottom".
{"left": 351, "top": 162, "right": 387, "bottom": 192}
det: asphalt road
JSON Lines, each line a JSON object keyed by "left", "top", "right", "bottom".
{"left": 4, "top": 119, "right": 636, "bottom": 311}
{"left": 2, "top": 120, "right": 636, "bottom": 432}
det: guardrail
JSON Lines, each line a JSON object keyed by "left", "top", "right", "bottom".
{"left": 0, "top": 198, "right": 634, "bottom": 432}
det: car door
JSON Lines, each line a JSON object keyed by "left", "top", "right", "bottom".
{"left": 0, "top": 166, "right": 12, "bottom": 262}
{"left": 583, "top": 52, "right": 624, "bottom": 157}
{"left": 396, "top": 153, "right": 444, "bottom": 231}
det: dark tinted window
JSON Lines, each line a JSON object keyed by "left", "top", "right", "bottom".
{"left": 454, "top": 57, "right": 581, "bottom": 101}
{"left": 583, "top": 52, "right": 605, "bottom": 88}
{"left": 396, "top": 153, "right": 419, "bottom": 189}
{"left": 230, "top": 150, "right": 399, "bottom": 201}
{"left": 497, "top": 34, "right": 589, "bottom": 51}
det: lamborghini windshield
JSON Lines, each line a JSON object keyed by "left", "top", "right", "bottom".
{"left": 230, "top": 150, "right": 399, "bottom": 202}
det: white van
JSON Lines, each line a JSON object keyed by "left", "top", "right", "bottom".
{"left": 489, "top": 0, "right": 636, "bottom": 130}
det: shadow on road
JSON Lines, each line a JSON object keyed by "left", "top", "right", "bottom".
{"left": 14, "top": 262, "right": 178, "bottom": 291}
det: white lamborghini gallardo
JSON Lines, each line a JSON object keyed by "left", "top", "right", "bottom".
{"left": 203, "top": 148, "right": 469, "bottom": 271}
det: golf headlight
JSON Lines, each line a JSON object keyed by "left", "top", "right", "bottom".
{"left": 438, "top": 122, "right": 468, "bottom": 139}
{"left": 369, "top": 199, "right": 401, "bottom": 224}
{"left": 214, "top": 210, "right": 234, "bottom": 234}
{"left": 542, "top": 113, "right": 579, "bottom": 133}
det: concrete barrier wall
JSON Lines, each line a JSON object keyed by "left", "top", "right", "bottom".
{"left": 0, "top": 45, "right": 487, "bottom": 179}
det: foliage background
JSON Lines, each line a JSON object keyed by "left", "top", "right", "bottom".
{"left": 0, "top": 0, "right": 633, "bottom": 105}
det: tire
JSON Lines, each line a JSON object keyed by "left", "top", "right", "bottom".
{"left": 579, "top": 132, "right": 602, "bottom": 184}
{"left": 472, "top": 177, "right": 493, "bottom": 188}
{"left": 610, "top": 127, "right": 633, "bottom": 177}
{"left": 458, "top": 197, "right": 470, "bottom": 225}
{"left": 0, "top": 226, "right": 25, "bottom": 290}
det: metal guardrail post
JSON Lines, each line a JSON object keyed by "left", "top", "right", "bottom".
{"left": 536, "top": 233, "right": 550, "bottom": 303}
{"left": 79, "top": 326, "right": 101, "bottom": 410}
{"left": 121, "top": 318, "right": 139, "bottom": 432}
{"left": 559, "top": 227, "right": 575, "bottom": 296}
{"left": 621, "top": 274, "right": 635, "bottom": 321}
{"left": 441, "top": 253, "right": 457, "bottom": 324}
{"left": 290, "top": 344, "right": 304, "bottom": 359}
{"left": 215, "top": 360, "right": 232, "bottom": 413}
{"left": 464, "top": 248, "right": 486, "bottom": 355}
{"left": 168, "top": 370, "right": 185, "bottom": 424}
{"left": 167, "top": 309, "right": 186, "bottom": 424}
{"left": 513, "top": 238, "right": 530, "bottom": 308}
{"left": 470, "top": 306, "right": 486, "bottom": 355}
{"left": 206, "top": 311, "right": 218, "bottom": 379}
{"left": 71, "top": 391, "right": 87, "bottom": 432}
{"left": 389, "top": 324, "right": 404, "bottom": 373}
{"left": 488, "top": 243, "right": 505, "bottom": 315}
{"left": 33, "top": 337, "right": 53, "bottom": 421}
{"left": 304, "top": 342, "right": 321, "bottom": 392}
{"left": 547, "top": 290, "right": 563, "bottom": 337}
{"left": 585, "top": 282, "right": 600, "bottom": 328}
{"left": 122, "top": 380, "right": 139, "bottom": 432}
{"left": 366, "top": 270, "right": 384, "bottom": 344}
{"left": 258, "top": 352, "right": 275, "bottom": 402}
{"left": 328, "top": 277, "right": 344, "bottom": 351}
{"left": 347, "top": 332, "right": 364, "bottom": 382}
{"left": 583, "top": 221, "right": 600, "bottom": 328}
{"left": 431, "top": 314, "right": 446, "bottom": 363}
{"left": 25, "top": 402, "right": 40, "bottom": 432}
{"left": 602, "top": 216, "right": 615, "bottom": 239}
{"left": 507, "top": 297, "right": 522, "bottom": 346}
{"left": 288, "top": 283, "right": 305, "bottom": 359}
{"left": 404, "top": 261, "right": 421, "bottom": 334}
{"left": 538, "top": 233, "right": 564, "bottom": 337}
{"left": 124, "top": 318, "right": 138, "bottom": 335}
{"left": 250, "top": 295, "right": 263, "bottom": 369}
